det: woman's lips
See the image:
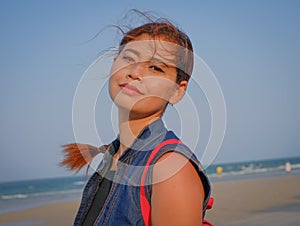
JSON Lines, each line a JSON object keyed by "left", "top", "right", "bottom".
{"left": 119, "top": 83, "right": 144, "bottom": 95}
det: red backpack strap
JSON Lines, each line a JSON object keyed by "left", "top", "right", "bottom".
{"left": 140, "top": 139, "right": 214, "bottom": 226}
{"left": 202, "top": 197, "right": 214, "bottom": 226}
{"left": 206, "top": 197, "right": 214, "bottom": 210}
{"left": 140, "top": 139, "right": 182, "bottom": 226}
{"left": 202, "top": 219, "right": 214, "bottom": 226}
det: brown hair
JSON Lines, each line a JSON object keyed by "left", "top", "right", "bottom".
{"left": 59, "top": 143, "right": 106, "bottom": 174}
{"left": 60, "top": 12, "right": 194, "bottom": 173}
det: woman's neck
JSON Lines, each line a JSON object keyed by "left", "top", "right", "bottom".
{"left": 109, "top": 109, "right": 161, "bottom": 171}
{"left": 117, "top": 110, "right": 161, "bottom": 156}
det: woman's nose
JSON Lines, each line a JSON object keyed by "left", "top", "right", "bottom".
{"left": 127, "top": 63, "right": 143, "bottom": 81}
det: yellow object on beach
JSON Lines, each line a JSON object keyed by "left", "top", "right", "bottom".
{"left": 216, "top": 166, "right": 223, "bottom": 175}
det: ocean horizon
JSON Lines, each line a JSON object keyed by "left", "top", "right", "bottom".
{"left": 1, "top": 156, "right": 300, "bottom": 214}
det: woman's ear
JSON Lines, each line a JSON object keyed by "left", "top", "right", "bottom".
{"left": 169, "top": 80, "right": 188, "bottom": 105}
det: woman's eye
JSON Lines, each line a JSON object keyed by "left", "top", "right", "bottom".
{"left": 149, "top": 65, "right": 164, "bottom": 73}
{"left": 122, "top": 55, "right": 135, "bottom": 63}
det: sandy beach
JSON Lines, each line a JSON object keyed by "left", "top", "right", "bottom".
{"left": 0, "top": 174, "right": 299, "bottom": 226}
{"left": 0, "top": 201, "right": 79, "bottom": 226}
{"left": 206, "top": 174, "right": 300, "bottom": 225}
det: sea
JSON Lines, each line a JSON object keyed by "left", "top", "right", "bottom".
{"left": 1, "top": 156, "right": 300, "bottom": 214}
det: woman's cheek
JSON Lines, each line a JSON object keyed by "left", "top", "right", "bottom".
{"left": 146, "top": 80, "right": 176, "bottom": 100}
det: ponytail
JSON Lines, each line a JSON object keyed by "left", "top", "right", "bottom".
{"left": 59, "top": 143, "right": 106, "bottom": 173}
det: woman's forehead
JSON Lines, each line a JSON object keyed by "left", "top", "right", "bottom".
{"left": 121, "top": 38, "right": 178, "bottom": 66}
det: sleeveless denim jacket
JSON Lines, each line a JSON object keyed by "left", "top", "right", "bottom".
{"left": 74, "top": 119, "right": 211, "bottom": 226}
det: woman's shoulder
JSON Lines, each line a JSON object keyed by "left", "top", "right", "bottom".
{"left": 152, "top": 130, "right": 211, "bottom": 205}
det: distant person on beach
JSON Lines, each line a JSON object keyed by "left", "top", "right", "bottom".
{"left": 216, "top": 166, "right": 223, "bottom": 179}
{"left": 285, "top": 161, "right": 291, "bottom": 175}
{"left": 60, "top": 10, "right": 213, "bottom": 226}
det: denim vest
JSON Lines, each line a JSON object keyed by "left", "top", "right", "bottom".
{"left": 74, "top": 119, "right": 211, "bottom": 226}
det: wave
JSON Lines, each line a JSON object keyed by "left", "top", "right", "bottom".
{"left": 1, "top": 189, "right": 83, "bottom": 201}
{"left": 208, "top": 164, "right": 295, "bottom": 178}
{"left": 292, "top": 163, "right": 300, "bottom": 169}
{"left": 73, "top": 181, "right": 85, "bottom": 186}
{"left": 1, "top": 194, "right": 28, "bottom": 200}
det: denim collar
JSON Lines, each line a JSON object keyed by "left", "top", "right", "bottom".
{"left": 99, "top": 118, "right": 167, "bottom": 173}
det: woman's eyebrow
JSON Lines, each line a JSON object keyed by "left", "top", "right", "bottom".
{"left": 150, "top": 58, "right": 169, "bottom": 68}
{"left": 124, "top": 48, "right": 175, "bottom": 68}
{"left": 124, "top": 48, "right": 140, "bottom": 57}
{"left": 151, "top": 57, "right": 177, "bottom": 68}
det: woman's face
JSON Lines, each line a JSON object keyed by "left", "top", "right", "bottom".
{"left": 109, "top": 34, "right": 186, "bottom": 119}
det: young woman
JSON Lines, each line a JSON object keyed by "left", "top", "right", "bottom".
{"left": 61, "top": 14, "right": 212, "bottom": 226}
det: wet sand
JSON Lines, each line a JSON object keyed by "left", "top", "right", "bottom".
{"left": 0, "top": 175, "right": 299, "bottom": 225}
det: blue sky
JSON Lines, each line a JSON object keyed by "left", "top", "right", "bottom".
{"left": 0, "top": 0, "right": 299, "bottom": 182}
